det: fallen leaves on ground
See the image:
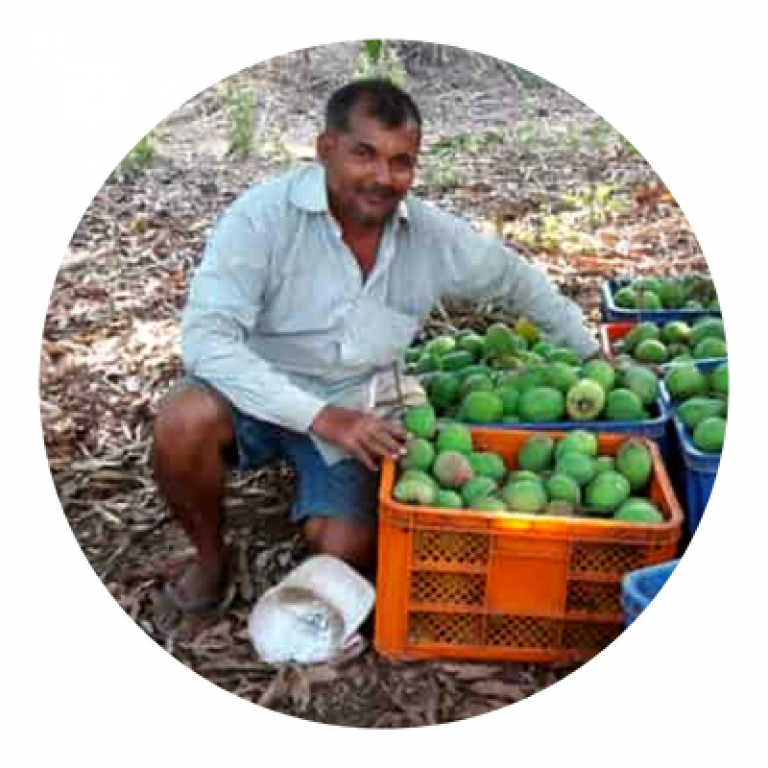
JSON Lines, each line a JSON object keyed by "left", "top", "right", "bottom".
{"left": 41, "top": 46, "right": 709, "bottom": 727}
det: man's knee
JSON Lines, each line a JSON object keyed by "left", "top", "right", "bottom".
{"left": 153, "top": 384, "right": 233, "bottom": 461}
{"left": 302, "top": 517, "right": 377, "bottom": 571}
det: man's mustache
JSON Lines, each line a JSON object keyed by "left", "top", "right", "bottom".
{"left": 359, "top": 185, "right": 397, "bottom": 199}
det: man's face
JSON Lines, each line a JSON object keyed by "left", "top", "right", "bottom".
{"left": 317, "top": 106, "right": 420, "bottom": 228}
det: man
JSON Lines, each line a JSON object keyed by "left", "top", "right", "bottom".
{"left": 152, "top": 78, "right": 598, "bottom": 621}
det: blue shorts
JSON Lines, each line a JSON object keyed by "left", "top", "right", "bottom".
{"left": 186, "top": 378, "right": 380, "bottom": 526}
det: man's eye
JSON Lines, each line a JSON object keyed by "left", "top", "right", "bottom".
{"left": 354, "top": 146, "right": 373, "bottom": 158}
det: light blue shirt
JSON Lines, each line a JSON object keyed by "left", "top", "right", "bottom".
{"left": 182, "top": 163, "right": 598, "bottom": 464}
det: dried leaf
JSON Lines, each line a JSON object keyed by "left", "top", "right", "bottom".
{"left": 257, "top": 666, "right": 291, "bottom": 709}
{"left": 439, "top": 663, "right": 502, "bottom": 681}
{"left": 44, "top": 44, "right": 706, "bottom": 728}
{"left": 289, "top": 666, "right": 313, "bottom": 711}
{"left": 469, "top": 680, "right": 527, "bottom": 700}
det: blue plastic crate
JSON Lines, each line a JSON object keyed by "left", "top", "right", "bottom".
{"left": 671, "top": 418, "right": 719, "bottom": 539}
{"left": 659, "top": 360, "right": 724, "bottom": 539}
{"left": 622, "top": 559, "right": 679, "bottom": 626}
{"left": 601, "top": 278, "right": 722, "bottom": 323}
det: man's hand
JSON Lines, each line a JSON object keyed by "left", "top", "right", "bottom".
{"left": 311, "top": 405, "right": 409, "bottom": 471}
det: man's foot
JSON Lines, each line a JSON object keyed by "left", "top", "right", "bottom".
{"left": 151, "top": 558, "right": 230, "bottom": 641}
{"left": 163, "top": 560, "right": 229, "bottom": 613}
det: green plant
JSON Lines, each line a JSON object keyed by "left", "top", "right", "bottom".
{"left": 220, "top": 83, "right": 255, "bottom": 156}
{"left": 419, "top": 155, "right": 467, "bottom": 188}
{"left": 117, "top": 131, "right": 155, "bottom": 175}
{"left": 363, "top": 39, "right": 384, "bottom": 64}
{"left": 354, "top": 39, "right": 407, "bottom": 86}
{"left": 613, "top": 123, "right": 645, "bottom": 155}
{"left": 588, "top": 121, "right": 613, "bottom": 153}
{"left": 430, "top": 129, "right": 504, "bottom": 158}
{"left": 565, "top": 121, "right": 584, "bottom": 152}
{"left": 508, "top": 64, "right": 550, "bottom": 90}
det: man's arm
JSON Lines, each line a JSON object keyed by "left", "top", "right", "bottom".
{"left": 182, "top": 199, "right": 408, "bottom": 467}
{"left": 438, "top": 216, "right": 599, "bottom": 359}
{"left": 181, "top": 199, "right": 327, "bottom": 433}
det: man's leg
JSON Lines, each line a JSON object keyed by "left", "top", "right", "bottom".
{"left": 303, "top": 517, "right": 378, "bottom": 574}
{"left": 152, "top": 383, "right": 236, "bottom": 607}
{"left": 279, "top": 431, "right": 381, "bottom": 576}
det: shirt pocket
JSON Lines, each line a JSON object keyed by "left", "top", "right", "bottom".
{"left": 339, "top": 295, "right": 419, "bottom": 370}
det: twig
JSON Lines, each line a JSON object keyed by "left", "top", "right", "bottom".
{"left": 98, "top": 515, "right": 169, "bottom": 580}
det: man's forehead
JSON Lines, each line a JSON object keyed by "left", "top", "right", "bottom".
{"left": 341, "top": 106, "right": 420, "bottom": 143}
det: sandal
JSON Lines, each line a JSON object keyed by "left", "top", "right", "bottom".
{"left": 150, "top": 557, "right": 232, "bottom": 642}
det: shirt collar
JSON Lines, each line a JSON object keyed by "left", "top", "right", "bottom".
{"left": 289, "top": 162, "right": 410, "bottom": 222}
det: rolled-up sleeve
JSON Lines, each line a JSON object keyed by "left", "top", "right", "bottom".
{"left": 438, "top": 217, "right": 599, "bottom": 359}
{"left": 181, "top": 200, "right": 327, "bottom": 433}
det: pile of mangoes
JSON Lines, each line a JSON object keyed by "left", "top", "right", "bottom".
{"left": 612, "top": 274, "right": 719, "bottom": 311}
{"left": 663, "top": 361, "right": 728, "bottom": 454}
{"left": 394, "top": 412, "right": 665, "bottom": 523}
{"left": 612, "top": 317, "right": 726, "bottom": 365}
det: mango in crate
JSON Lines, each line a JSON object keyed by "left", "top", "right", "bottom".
{"left": 514, "top": 317, "right": 541, "bottom": 345}
{"left": 432, "top": 451, "right": 474, "bottom": 489}
{"left": 424, "top": 335, "right": 456, "bottom": 358}
{"left": 483, "top": 322, "right": 519, "bottom": 358}
{"left": 664, "top": 363, "right": 709, "bottom": 402}
{"left": 693, "top": 337, "right": 727, "bottom": 360}
{"left": 457, "top": 332, "right": 485, "bottom": 358}
{"left": 470, "top": 496, "right": 507, "bottom": 512}
{"left": 711, "top": 361, "right": 728, "bottom": 396}
{"left": 461, "top": 476, "right": 499, "bottom": 506}
{"left": 605, "top": 389, "right": 644, "bottom": 421}
{"left": 565, "top": 379, "right": 605, "bottom": 421}
{"left": 435, "top": 489, "right": 464, "bottom": 509}
{"left": 692, "top": 416, "right": 726, "bottom": 454}
{"left": 502, "top": 479, "right": 548, "bottom": 514}
{"left": 458, "top": 390, "right": 504, "bottom": 424}
{"left": 556, "top": 430, "right": 599, "bottom": 459}
{"left": 677, "top": 397, "right": 727, "bottom": 431}
{"left": 518, "top": 434, "right": 555, "bottom": 472}
{"left": 623, "top": 365, "right": 659, "bottom": 407}
{"left": 584, "top": 471, "right": 631, "bottom": 514}
{"left": 436, "top": 422, "right": 473, "bottom": 455}
{"left": 615, "top": 438, "right": 653, "bottom": 492}
{"left": 468, "top": 451, "right": 507, "bottom": 482}
{"left": 400, "top": 438, "right": 436, "bottom": 473}
{"left": 544, "top": 361, "right": 581, "bottom": 393}
{"left": 394, "top": 473, "right": 439, "bottom": 505}
{"left": 582, "top": 359, "right": 616, "bottom": 394}
{"left": 623, "top": 321, "right": 660, "bottom": 352}
{"left": 556, "top": 451, "right": 597, "bottom": 487}
{"left": 614, "top": 498, "right": 663, "bottom": 523}
{"left": 518, "top": 386, "right": 565, "bottom": 422}
{"left": 634, "top": 338, "right": 668, "bottom": 364}
{"left": 546, "top": 473, "right": 582, "bottom": 506}
{"left": 403, "top": 404, "right": 437, "bottom": 440}
{"left": 661, "top": 320, "right": 691, "bottom": 345}
{"left": 440, "top": 350, "right": 475, "bottom": 371}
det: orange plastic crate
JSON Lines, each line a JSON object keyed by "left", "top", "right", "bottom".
{"left": 599, "top": 322, "right": 636, "bottom": 360}
{"left": 374, "top": 428, "right": 683, "bottom": 663}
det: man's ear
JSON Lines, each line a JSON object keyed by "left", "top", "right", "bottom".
{"left": 316, "top": 131, "right": 336, "bottom": 164}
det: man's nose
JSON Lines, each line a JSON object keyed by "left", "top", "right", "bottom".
{"left": 373, "top": 159, "right": 393, "bottom": 187}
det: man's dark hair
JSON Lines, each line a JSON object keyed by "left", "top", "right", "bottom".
{"left": 325, "top": 79, "right": 422, "bottom": 137}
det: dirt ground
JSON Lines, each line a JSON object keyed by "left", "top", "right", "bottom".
{"left": 41, "top": 42, "right": 707, "bottom": 727}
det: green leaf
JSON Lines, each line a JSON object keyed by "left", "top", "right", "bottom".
{"left": 364, "top": 39, "right": 384, "bottom": 64}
